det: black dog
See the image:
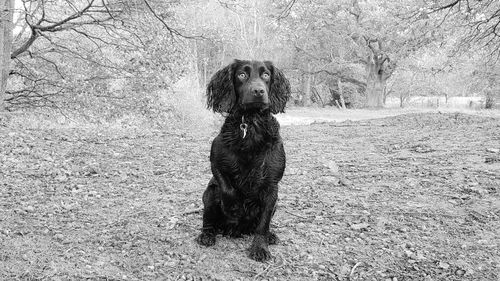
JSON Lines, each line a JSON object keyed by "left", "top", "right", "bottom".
{"left": 197, "top": 60, "right": 291, "bottom": 261}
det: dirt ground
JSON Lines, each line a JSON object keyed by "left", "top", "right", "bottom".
{"left": 1, "top": 111, "right": 499, "bottom": 280}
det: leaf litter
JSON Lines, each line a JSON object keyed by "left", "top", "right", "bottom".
{"left": 0, "top": 112, "right": 499, "bottom": 280}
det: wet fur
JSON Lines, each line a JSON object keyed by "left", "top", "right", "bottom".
{"left": 197, "top": 60, "right": 290, "bottom": 262}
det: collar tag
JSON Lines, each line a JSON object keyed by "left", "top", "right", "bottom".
{"left": 240, "top": 116, "right": 248, "bottom": 138}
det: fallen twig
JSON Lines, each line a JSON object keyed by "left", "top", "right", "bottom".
{"left": 319, "top": 236, "right": 325, "bottom": 246}
{"left": 181, "top": 207, "right": 203, "bottom": 215}
{"left": 253, "top": 264, "right": 272, "bottom": 280}
{"left": 388, "top": 211, "right": 460, "bottom": 218}
{"left": 350, "top": 262, "right": 363, "bottom": 278}
{"left": 285, "top": 210, "right": 309, "bottom": 219}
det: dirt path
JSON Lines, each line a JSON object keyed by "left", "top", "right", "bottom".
{"left": 277, "top": 107, "right": 500, "bottom": 125}
{"left": 1, "top": 112, "right": 499, "bottom": 280}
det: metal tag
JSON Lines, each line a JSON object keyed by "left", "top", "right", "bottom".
{"left": 240, "top": 123, "right": 248, "bottom": 138}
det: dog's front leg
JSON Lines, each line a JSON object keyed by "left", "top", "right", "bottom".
{"left": 198, "top": 166, "right": 235, "bottom": 246}
{"left": 197, "top": 178, "right": 221, "bottom": 246}
{"left": 248, "top": 188, "right": 277, "bottom": 262}
{"left": 212, "top": 165, "right": 236, "bottom": 197}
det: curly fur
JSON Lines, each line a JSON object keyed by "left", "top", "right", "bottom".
{"left": 264, "top": 61, "right": 291, "bottom": 114}
{"left": 206, "top": 60, "right": 290, "bottom": 114}
{"left": 206, "top": 63, "right": 237, "bottom": 113}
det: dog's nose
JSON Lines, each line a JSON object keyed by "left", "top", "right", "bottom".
{"left": 253, "top": 87, "right": 265, "bottom": 97}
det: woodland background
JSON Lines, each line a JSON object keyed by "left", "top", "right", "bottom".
{"left": 1, "top": 1, "right": 500, "bottom": 280}
{"left": 0, "top": 0, "right": 499, "bottom": 125}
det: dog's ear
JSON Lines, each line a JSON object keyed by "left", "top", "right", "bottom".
{"left": 206, "top": 62, "right": 237, "bottom": 113}
{"left": 265, "top": 61, "right": 291, "bottom": 114}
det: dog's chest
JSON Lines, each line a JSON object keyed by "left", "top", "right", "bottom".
{"left": 232, "top": 156, "right": 266, "bottom": 190}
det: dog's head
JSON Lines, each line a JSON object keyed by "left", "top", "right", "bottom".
{"left": 207, "top": 60, "right": 291, "bottom": 114}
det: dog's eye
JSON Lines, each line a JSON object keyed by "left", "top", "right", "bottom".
{"left": 238, "top": 73, "right": 247, "bottom": 80}
{"left": 262, "top": 73, "right": 270, "bottom": 80}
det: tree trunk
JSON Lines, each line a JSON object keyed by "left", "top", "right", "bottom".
{"left": 302, "top": 63, "right": 312, "bottom": 106}
{"left": 338, "top": 79, "right": 346, "bottom": 108}
{"left": 311, "top": 87, "right": 324, "bottom": 107}
{"left": 365, "top": 38, "right": 394, "bottom": 108}
{"left": 383, "top": 85, "right": 389, "bottom": 105}
{"left": 365, "top": 73, "right": 385, "bottom": 107}
{"left": 0, "top": 0, "right": 14, "bottom": 111}
{"left": 485, "top": 91, "right": 495, "bottom": 109}
{"left": 484, "top": 76, "right": 497, "bottom": 109}
{"left": 0, "top": 5, "right": 3, "bottom": 110}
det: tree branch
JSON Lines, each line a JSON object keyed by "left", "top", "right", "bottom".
{"left": 277, "top": 0, "right": 298, "bottom": 20}
{"left": 427, "top": 0, "right": 461, "bottom": 14}
{"left": 142, "top": 0, "right": 201, "bottom": 39}
{"left": 303, "top": 69, "right": 367, "bottom": 88}
{"left": 11, "top": 29, "right": 39, "bottom": 59}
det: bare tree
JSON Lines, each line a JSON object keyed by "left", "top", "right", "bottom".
{"left": 419, "top": 0, "right": 500, "bottom": 61}
{"left": 2, "top": 0, "right": 128, "bottom": 109}
{"left": 2, "top": 0, "right": 206, "bottom": 110}
{"left": 426, "top": 1, "right": 499, "bottom": 108}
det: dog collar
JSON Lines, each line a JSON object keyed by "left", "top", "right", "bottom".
{"left": 240, "top": 116, "right": 248, "bottom": 139}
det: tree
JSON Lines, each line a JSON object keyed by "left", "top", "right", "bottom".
{"left": 4, "top": 0, "right": 128, "bottom": 110}
{"left": 2, "top": 0, "right": 190, "bottom": 114}
{"left": 417, "top": 0, "right": 500, "bottom": 61}
{"left": 365, "top": 38, "right": 395, "bottom": 107}
{"left": 0, "top": 0, "right": 14, "bottom": 111}
{"left": 268, "top": 1, "right": 368, "bottom": 107}
{"left": 275, "top": 0, "right": 407, "bottom": 108}
{"left": 409, "top": 0, "right": 500, "bottom": 108}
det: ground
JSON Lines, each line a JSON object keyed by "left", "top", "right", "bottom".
{"left": 0, "top": 109, "right": 499, "bottom": 280}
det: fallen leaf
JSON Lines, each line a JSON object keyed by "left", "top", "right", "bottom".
{"left": 351, "top": 223, "right": 370, "bottom": 231}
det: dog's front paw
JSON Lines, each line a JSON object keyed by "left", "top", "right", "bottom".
{"left": 267, "top": 231, "right": 279, "bottom": 245}
{"left": 197, "top": 232, "right": 216, "bottom": 246}
{"left": 249, "top": 237, "right": 271, "bottom": 262}
{"left": 249, "top": 244, "right": 272, "bottom": 262}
